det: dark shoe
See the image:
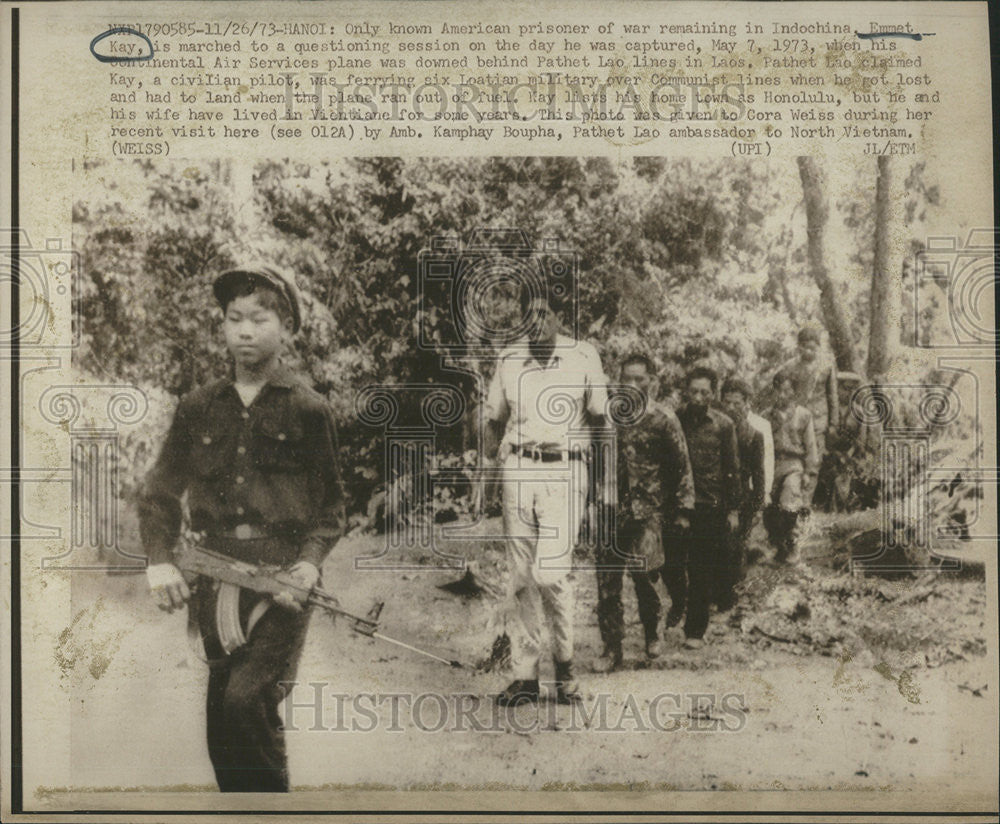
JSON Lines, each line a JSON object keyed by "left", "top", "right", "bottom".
{"left": 495, "top": 679, "right": 540, "bottom": 706}
{"left": 665, "top": 606, "right": 684, "bottom": 629}
{"left": 592, "top": 647, "right": 623, "bottom": 674}
{"left": 645, "top": 638, "right": 663, "bottom": 659}
{"left": 554, "top": 660, "right": 583, "bottom": 704}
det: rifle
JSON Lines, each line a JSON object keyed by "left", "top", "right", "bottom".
{"left": 177, "top": 543, "right": 463, "bottom": 669}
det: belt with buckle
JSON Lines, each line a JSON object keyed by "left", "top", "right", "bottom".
{"left": 515, "top": 445, "right": 585, "bottom": 463}
{"left": 204, "top": 525, "right": 293, "bottom": 566}
{"left": 213, "top": 524, "right": 271, "bottom": 541}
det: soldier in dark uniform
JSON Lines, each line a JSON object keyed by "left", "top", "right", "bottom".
{"left": 139, "top": 264, "right": 345, "bottom": 792}
{"left": 720, "top": 377, "right": 767, "bottom": 609}
{"left": 666, "top": 366, "right": 740, "bottom": 649}
{"left": 593, "top": 354, "right": 695, "bottom": 672}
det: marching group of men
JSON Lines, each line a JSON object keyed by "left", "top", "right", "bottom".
{"left": 483, "top": 291, "right": 836, "bottom": 706}
{"left": 140, "top": 266, "right": 839, "bottom": 789}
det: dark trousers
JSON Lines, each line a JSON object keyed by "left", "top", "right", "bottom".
{"left": 662, "top": 505, "right": 729, "bottom": 639}
{"left": 198, "top": 584, "right": 309, "bottom": 792}
{"left": 713, "top": 506, "right": 755, "bottom": 610}
{"left": 595, "top": 519, "right": 661, "bottom": 651}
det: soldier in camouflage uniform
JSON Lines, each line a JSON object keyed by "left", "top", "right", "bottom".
{"left": 593, "top": 354, "right": 695, "bottom": 672}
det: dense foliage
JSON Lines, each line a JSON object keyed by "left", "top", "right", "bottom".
{"left": 75, "top": 156, "right": 964, "bottom": 526}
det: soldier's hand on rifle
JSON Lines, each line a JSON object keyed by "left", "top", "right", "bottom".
{"left": 146, "top": 562, "right": 191, "bottom": 613}
{"left": 273, "top": 561, "right": 320, "bottom": 612}
{"left": 673, "top": 512, "right": 691, "bottom": 534}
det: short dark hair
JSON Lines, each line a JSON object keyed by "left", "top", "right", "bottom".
{"left": 772, "top": 371, "right": 793, "bottom": 391}
{"left": 621, "top": 352, "right": 656, "bottom": 375}
{"left": 721, "top": 377, "right": 752, "bottom": 399}
{"left": 220, "top": 276, "right": 293, "bottom": 327}
{"left": 797, "top": 323, "right": 822, "bottom": 345}
{"left": 685, "top": 365, "right": 718, "bottom": 391}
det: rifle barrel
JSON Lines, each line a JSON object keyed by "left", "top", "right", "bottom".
{"left": 370, "top": 632, "right": 464, "bottom": 669}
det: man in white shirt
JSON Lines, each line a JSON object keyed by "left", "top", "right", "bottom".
{"left": 747, "top": 410, "right": 775, "bottom": 507}
{"left": 483, "top": 291, "right": 611, "bottom": 706}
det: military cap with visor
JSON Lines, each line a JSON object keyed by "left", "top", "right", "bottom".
{"left": 213, "top": 264, "right": 302, "bottom": 333}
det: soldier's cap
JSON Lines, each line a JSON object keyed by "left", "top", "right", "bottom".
{"left": 213, "top": 264, "right": 301, "bottom": 333}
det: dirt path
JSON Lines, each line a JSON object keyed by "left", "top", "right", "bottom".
{"left": 54, "top": 521, "right": 995, "bottom": 801}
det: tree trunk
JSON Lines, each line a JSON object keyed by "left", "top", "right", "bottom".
{"left": 867, "top": 156, "right": 901, "bottom": 379}
{"left": 796, "top": 157, "right": 858, "bottom": 373}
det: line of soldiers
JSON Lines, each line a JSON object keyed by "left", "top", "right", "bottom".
{"left": 483, "top": 298, "right": 836, "bottom": 704}
{"left": 592, "top": 339, "right": 829, "bottom": 674}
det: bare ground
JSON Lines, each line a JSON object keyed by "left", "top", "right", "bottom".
{"left": 51, "top": 514, "right": 995, "bottom": 804}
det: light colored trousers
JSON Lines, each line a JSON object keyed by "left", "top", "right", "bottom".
{"left": 501, "top": 453, "right": 589, "bottom": 679}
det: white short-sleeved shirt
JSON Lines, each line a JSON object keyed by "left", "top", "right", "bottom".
{"left": 485, "top": 334, "right": 609, "bottom": 450}
{"left": 747, "top": 410, "right": 775, "bottom": 503}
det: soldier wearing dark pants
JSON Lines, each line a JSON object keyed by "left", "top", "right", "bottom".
{"left": 593, "top": 354, "right": 694, "bottom": 672}
{"left": 199, "top": 570, "right": 309, "bottom": 792}
{"left": 719, "top": 377, "right": 768, "bottom": 609}
{"left": 664, "top": 366, "right": 740, "bottom": 649}
{"left": 139, "top": 265, "right": 344, "bottom": 792}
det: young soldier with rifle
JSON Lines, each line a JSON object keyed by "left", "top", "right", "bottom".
{"left": 139, "top": 264, "right": 345, "bottom": 792}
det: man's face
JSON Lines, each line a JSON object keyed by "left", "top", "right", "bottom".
{"left": 798, "top": 338, "right": 819, "bottom": 363}
{"left": 775, "top": 379, "right": 795, "bottom": 407}
{"left": 685, "top": 377, "right": 714, "bottom": 411}
{"left": 722, "top": 391, "right": 748, "bottom": 424}
{"left": 527, "top": 297, "right": 559, "bottom": 344}
{"left": 622, "top": 361, "right": 655, "bottom": 401}
{"left": 223, "top": 293, "right": 288, "bottom": 369}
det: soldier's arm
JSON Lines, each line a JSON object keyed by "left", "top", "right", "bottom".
{"left": 482, "top": 360, "right": 510, "bottom": 461}
{"left": 803, "top": 409, "right": 820, "bottom": 476}
{"left": 749, "top": 430, "right": 766, "bottom": 512}
{"left": 761, "top": 417, "right": 775, "bottom": 504}
{"left": 478, "top": 363, "right": 510, "bottom": 517}
{"left": 663, "top": 413, "right": 696, "bottom": 514}
{"left": 138, "top": 397, "right": 195, "bottom": 566}
{"left": 299, "top": 402, "right": 347, "bottom": 571}
{"left": 826, "top": 366, "right": 839, "bottom": 434}
{"left": 138, "top": 396, "right": 195, "bottom": 611}
{"left": 721, "top": 418, "right": 741, "bottom": 513}
{"left": 583, "top": 343, "right": 615, "bottom": 507}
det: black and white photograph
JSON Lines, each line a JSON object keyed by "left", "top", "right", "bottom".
{"left": 2, "top": 1, "right": 997, "bottom": 820}
{"left": 59, "top": 154, "right": 992, "bottom": 795}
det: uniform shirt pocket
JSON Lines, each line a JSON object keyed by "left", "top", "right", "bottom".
{"left": 191, "top": 425, "right": 233, "bottom": 480}
{"left": 252, "top": 416, "right": 306, "bottom": 473}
